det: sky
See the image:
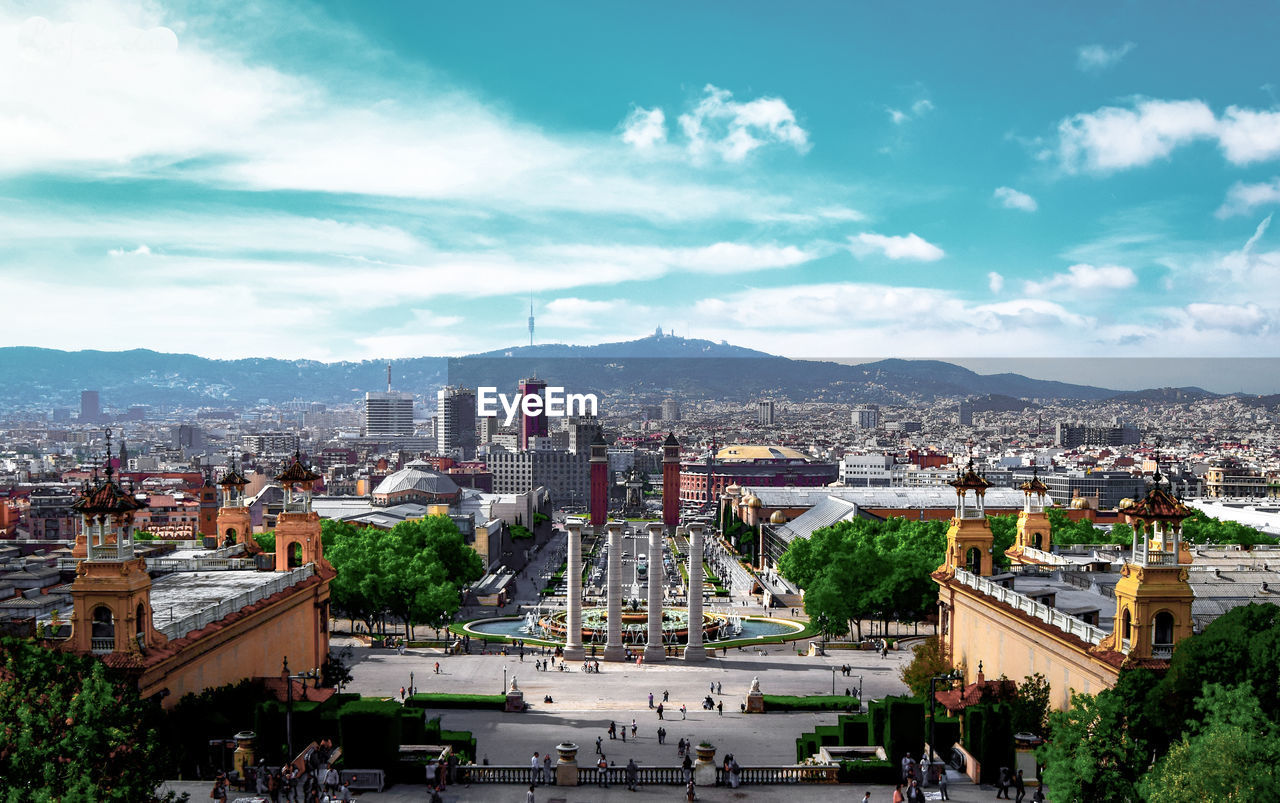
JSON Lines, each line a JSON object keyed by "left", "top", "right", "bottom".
{"left": 3, "top": 0, "right": 1280, "bottom": 389}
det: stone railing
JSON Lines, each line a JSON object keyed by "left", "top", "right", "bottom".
{"left": 954, "top": 570, "right": 1109, "bottom": 645}
{"left": 1018, "top": 546, "right": 1070, "bottom": 565}
{"left": 1139, "top": 550, "right": 1178, "bottom": 566}
{"left": 147, "top": 556, "right": 257, "bottom": 573}
{"left": 157, "top": 564, "right": 315, "bottom": 641}
{"left": 1152, "top": 644, "right": 1173, "bottom": 659}
{"left": 91, "top": 637, "right": 115, "bottom": 653}
{"left": 458, "top": 763, "right": 838, "bottom": 785}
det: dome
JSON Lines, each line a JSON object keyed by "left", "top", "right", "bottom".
{"left": 1118, "top": 497, "right": 1135, "bottom": 510}
{"left": 1069, "top": 497, "right": 1089, "bottom": 510}
{"left": 744, "top": 495, "right": 763, "bottom": 509}
{"left": 725, "top": 484, "right": 742, "bottom": 496}
{"left": 372, "top": 465, "right": 460, "bottom": 498}
{"left": 769, "top": 510, "right": 787, "bottom": 524}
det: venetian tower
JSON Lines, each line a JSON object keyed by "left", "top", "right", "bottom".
{"left": 274, "top": 451, "right": 325, "bottom": 571}
{"left": 66, "top": 430, "right": 167, "bottom": 657}
{"left": 938, "top": 457, "right": 994, "bottom": 577}
{"left": 216, "top": 454, "right": 256, "bottom": 553}
{"left": 1007, "top": 465, "right": 1051, "bottom": 563}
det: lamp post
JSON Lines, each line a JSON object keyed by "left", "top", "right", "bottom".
{"left": 928, "top": 669, "right": 963, "bottom": 772}
{"left": 283, "top": 657, "right": 320, "bottom": 763}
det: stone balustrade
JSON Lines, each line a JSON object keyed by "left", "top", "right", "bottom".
{"left": 457, "top": 763, "right": 839, "bottom": 785}
{"left": 954, "top": 569, "right": 1109, "bottom": 645}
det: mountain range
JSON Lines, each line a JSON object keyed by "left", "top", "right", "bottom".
{"left": 0, "top": 333, "right": 1255, "bottom": 412}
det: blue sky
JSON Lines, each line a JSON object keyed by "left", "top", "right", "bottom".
{"left": 3, "top": 0, "right": 1280, "bottom": 379}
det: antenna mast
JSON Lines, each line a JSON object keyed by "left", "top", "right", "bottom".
{"left": 528, "top": 292, "right": 535, "bottom": 346}
{"left": 386, "top": 363, "right": 391, "bottom": 393}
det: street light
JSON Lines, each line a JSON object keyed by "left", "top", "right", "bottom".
{"left": 283, "top": 657, "right": 320, "bottom": 762}
{"left": 928, "top": 669, "right": 963, "bottom": 775}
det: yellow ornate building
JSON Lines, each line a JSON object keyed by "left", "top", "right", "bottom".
{"left": 62, "top": 443, "right": 334, "bottom": 708}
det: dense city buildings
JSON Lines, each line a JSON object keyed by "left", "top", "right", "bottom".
{"left": 436, "top": 386, "right": 478, "bottom": 459}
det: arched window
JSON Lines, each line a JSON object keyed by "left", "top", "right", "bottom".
{"left": 1153, "top": 611, "right": 1175, "bottom": 647}
{"left": 965, "top": 547, "right": 982, "bottom": 574}
{"left": 225, "top": 527, "right": 238, "bottom": 540}
{"left": 288, "top": 541, "right": 303, "bottom": 568}
{"left": 1032, "top": 532, "right": 1044, "bottom": 550}
{"left": 136, "top": 603, "right": 147, "bottom": 648}
{"left": 91, "top": 606, "right": 114, "bottom": 653}
{"left": 1122, "top": 608, "right": 1132, "bottom": 642}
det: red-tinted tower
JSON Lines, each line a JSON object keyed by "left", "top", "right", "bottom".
{"left": 662, "top": 432, "right": 680, "bottom": 528}
{"left": 518, "top": 377, "right": 548, "bottom": 450}
{"left": 589, "top": 432, "right": 609, "bottom": 526}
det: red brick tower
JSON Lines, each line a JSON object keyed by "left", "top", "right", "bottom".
{"left": 662, "top": 432, "right": 680, "bottom": 528}
{"left": 589, "top": 432, "right": 609, "bottom": 527}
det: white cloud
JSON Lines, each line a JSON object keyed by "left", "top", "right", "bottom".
{"left": 1057, "top": 100, "right": 1218, "bottom": 172}
{"left": 620, "top": 106, "right": 666, "bottom": 150}
{"left": 987, "top": 271, "right": 1005, "bottom": 293}
{"left": 993, "top": 186, "right": 1037, "bottom": 212}
{"left": 887, "top": 98, "right": 934, "bottom": 126}
{"left": 1076, "top": 42, "right": 1135, "bottom": 73}
{"left": 1057, "top": 99, "right": 1280, "bottom": 172}
{"left": 1182, "top": 302, "right": 1270, "bottom": 333}
{"left": 1217, "top": 106, "right": 1280, "bottom": 164}
{"left": 849, "top": 232, "right": 945, "bottom": 262}
{"left": 108, "top": 244, "right": 151, "bottom": 257}
{"left": 1023, "top": 263, "right": 1138, "bottom": 295}
{"left": 1217, "top": 178, "right": 1280, "bottom": 218}
{"left": 678, "top": 84, "right": 810, "bottom": 163}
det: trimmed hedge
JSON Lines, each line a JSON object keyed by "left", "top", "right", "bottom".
{"left": 815, "top": 724, "right": 842, "bottom": 746}
{"left": 405, "top": 693, "right": 506, "bottom": 711}
{"left": 931, "top": 714, "right": 961, "bottom": 757}
{"left": 964, "top": 702, "right": 1015, "bottom": 784}
{"left": 838, "top": 759, "right": 898, "bottom": 785}
{"left": 795, "top": 733, "right": 822, "bottom": 763}
{"left": 882, "top": 696, "right": 925, "bottom": 764}
{"left": 838, "top": 713, "right": 871, "bottom": 745}
{"left": 763, "top": 694, "right": 861, "bottom": 712}
{"left": 440, "top": 729, "right": 477, "bottom": 763}
{"left": 339, "top": 699, "right": 404, "bottom": 773}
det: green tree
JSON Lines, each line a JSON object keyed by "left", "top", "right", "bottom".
{"left": 254, "top": 530, "right": 275, "bottom": 553}
{"left": 1011, "top": 672, "right": 1051, "bottom": 736}
{"left": 987, "top": 514, "right": 1017, "bottom": 568}
{"left": 1038, "top": 687, "right": 1147, "bottom": 803}
{"left": 1141, "top": 682, "right": 1280, "bottom": 803}
{"left": 0, "top": 637, "right": 179, "bottom": 801}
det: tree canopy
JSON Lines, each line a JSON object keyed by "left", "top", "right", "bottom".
{"left": 0, "top": 637, "right": 175, "bottom": 801}
{"left": 778, "top": 516, "right": 948, "bottom": 638}
{"left": 323, "top": 515, "right": 484, "bottom": 637}
{"left": 1039, "top": 603, "right": 1280, "bottom": 802}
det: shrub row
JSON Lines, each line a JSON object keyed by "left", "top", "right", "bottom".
{"left": 764, "top": 694, "right": 861, "bottom": 712}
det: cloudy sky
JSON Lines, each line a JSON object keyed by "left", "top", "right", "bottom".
{"left": 3, "top": 0, "right": 1279, "bottom": 377}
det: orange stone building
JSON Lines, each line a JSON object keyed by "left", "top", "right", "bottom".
{"left": 61, "top": 439, "right": 333, "bottom": 708}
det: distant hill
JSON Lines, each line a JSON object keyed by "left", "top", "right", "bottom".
{"left": 1108, "top": 386, "right": 1217, "bottom": 404}
{"left": 0, "top": 334, "right": 1170, "bottom": 411}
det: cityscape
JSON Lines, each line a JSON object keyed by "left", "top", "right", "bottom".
{"left": 3, "top": 2, "right": 1280, "bottom": 802}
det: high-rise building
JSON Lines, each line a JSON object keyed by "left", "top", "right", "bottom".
{"left": 1054, "top": 422, "right": 1141, "bottom": 448}
{"left": 80, "top": 390, "right": 101, "bottom": 423}
{"left": 518, "top": 377, "right": 548, "bottom": 450}
{"left": 851, "top": 404, "right": 880, "bottom": 429}
{"left": 566, "top": 416, "right": 602, "bottom": 455}
{"left": 436, "top": 386, "right": 477, "bottom": 458}
{"left": 478, "top": 414, "right": 500, "bottom": 445}
{"left": 757, "top": 400, "right": 776, "bottom": 426}
{"left": 364, "top": 391, "right": 415, "bottom": 437}
{"left": 958, "top": 401, "right": 973, "bottom": 426}
{"left": 661, "top": 397, "right": 681, "bottom": 422}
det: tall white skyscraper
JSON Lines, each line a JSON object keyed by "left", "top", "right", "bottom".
{"left": 364, "top": 391, "right": 415, "bottom": 436}
{"left": 757, "top": 399, "right": 776, "bottom": 426}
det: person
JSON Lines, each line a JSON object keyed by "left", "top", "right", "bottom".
{"left": 1031, "top": 789, "right": 1046, "bottom": 803}
{"left": 596, "top": 736, "right": 604, "bottom": 755}
{"left": 717, "top": 700, "right": 723, "bottom": 715}
{"left": 663, "top": 689, "right": 669, "bottom": 702}
{"left": 907, "top": 779, "right": 925, "bottom": 803}
{"left": 709, "top": 681, "right": 714, "bottom": 693}
{"left": 1014, "top": 768, "right": 1026, "bottom": 802}
{"left": 597, "top": 755, "right": 608, "bottom": 787}
{"left": 861, "top": 793, "right": 871, "bottom": 803}
{"left": 996, "top": 766, "right": 1012, "bottom": 799}
{"left": 609, "top": 721, "right": 617, "bottom": 739}
{"left": 681, "top": 704, "right": 687, "bottom": 720}
{"left": 729, "top": 758, "right": 741, "bottom": 789}
{"left": 531, "top": 751, "right": 543, "bottom": 785}
{"left": 682, "top": 754, "right": 693, "bottom": 782}
{"left": 937, "top": 765, "right": 950, "bottom": 800}
{"left": 631, "top": 719, "right": 637, "bottom": 738}
{"left": 621, "top": 726, "right": 626, "bottom": 743}
{"left": 323, "top": 765, "right": 339, "bottom": 796}
{"left": 717, "top": 681, "right": 722, "bottom": 694}
{"left": 649, "top": 692, "right": 655, "bottom": 708}
{"left": 686, "top": 778, "right": 697, "bottom": 801}
{"left": 337, "top": 780, "right": 353, "bottom": 802}
{"left": 425, "top": 759, "right": 437, "bottom": 788}
{"left": 657, "top": 703, "right": 664, "bottom": 719}
{"left": 892, "top": 783, "right": 905, "bottom": 803}
{"left": 677, "top": 737, "right": 686, "bottom": 757}
{"left": 210, "top": 773, "right": 227, "bottom": 801}
{"left": 658, "top": 726, "right": 666, "bottom": 745}
{"left": 399, "top": 685, "right": 406, "bottom": 702}
{"left": 525, "top": 785, "right": 535, "bottom": 803}
{"left": 626, "top": 758, "right": 639, "bottom": 791}
{"left": 901, "top": 753, "right": 915, "bottom": 783}
{"left": 434, "top": 661, "right": 440, "bottom": 674}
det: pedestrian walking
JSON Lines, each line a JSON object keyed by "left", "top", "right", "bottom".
{"left": 626, "top": 758, "right": 639, "bottom": 791}
{"left": 717, "top": 700, "right": 723, "bottom": 715}
{"left": 609, "top": 721, "right": 617, "bottom": 739}
{"left": 434, "top": 661, "right": 440, "bottom": 674}
{"left": 663, "top": 689, "right": 669, "bottom": 702}
{"left": 597, "top": 755, "right": 609, "bottom": 787}
{"left": 996, "top": 766, "right": 1012, "bottom": 799}
{"left": 1014, "top": 769, "right": 1026, "bottom": 802}
{"left": 526, "top": 784, "right": 535, "bottom": 803}
{"left": 682, "top": 754, "right": 693, "bottom": 783}
{"left": 631, "top": 719, "right": 637, "bottom": 738}
{"left": 531, "top": 751, "right": 543, "bottom": 785}
{"left": 596, "top": 736, "right": 603, "bottom": 754}
{"left": 937, "top": 766, "right": 950, "bottom": 800}
{"left": 657, "top": 703, "right": 664, "bottom": 719}
{"left": 681, "top": 704, "right": 687, "bottom": 719}
{"left": 649, "top": 692, "right": 654, "bottom": 708}
{"left": 716, "top": 682, "right": 722, "bottom": 694}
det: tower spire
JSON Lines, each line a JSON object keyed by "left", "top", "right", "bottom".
{"left": 103, "top": 428, "right": 113, "bottom": 480}
{"left": 528, "top": 292, "right": 535, "bottom": 346}
{"left": 387, "top": 362, "right": 392, "bottom": 393}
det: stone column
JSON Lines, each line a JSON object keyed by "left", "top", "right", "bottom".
{"left": 603, "top": 521, "right": 626, "bottom": 661}
{"left": 563, "top": 520, "right": 585, "bottom": 661}
{"left": 643, "top": 523, "right": 666, "bottom": 662}
{"left": 683, "top": 523, "right": 707, "bottom": 661}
